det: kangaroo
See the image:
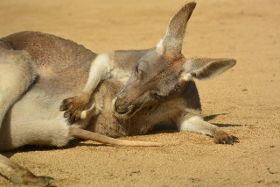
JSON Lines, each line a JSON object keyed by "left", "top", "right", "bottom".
{"left": 61, "top": 1, "right": 238, "bottom": 142}
{"left": 0, "top": 1, "right": 238, "bottom": 186}
{"left": 0, "top": 40, "right": 165, "bottom": 186}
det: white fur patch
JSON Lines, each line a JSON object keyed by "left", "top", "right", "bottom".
{"left": 80, "top": 111, "right": 87, "bottom": 119}
{"left": 179, "top": 116, "right": 202, "bottom": 131}
{"left": 83, "top": 53, "right": 111, "bottom": 93}
{"left": 179, "top": 72, "right": 193, "bottom": 82}
{"left": 156, "top": 39, "right": 164, "bottom": 54}
{"left": 178, "top": 116, "right": 216, "bottom": 136}
{"left": 80, "top": 103, "right": 97, "bottom": 119}
{"left": 110, "top": 68, "right": 131, "bottom": 83}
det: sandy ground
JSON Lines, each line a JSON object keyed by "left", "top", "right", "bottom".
{"left": 0, "top": 0, "right": 280, "bottom": 186}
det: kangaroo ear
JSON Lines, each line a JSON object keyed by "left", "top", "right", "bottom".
{"left": 180, "top": 58, "right": 236, "bottom": 81}
{"left": 157, "top": 2, "right": 196, "bottom": 57}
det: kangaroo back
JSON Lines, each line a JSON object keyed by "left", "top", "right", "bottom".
{"left": 2, "top": 31, "right": 97, "bottom": 91}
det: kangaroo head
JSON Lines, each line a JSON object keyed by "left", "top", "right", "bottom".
{"left": 113, "top": 1, "right": 236, "bottom": 119}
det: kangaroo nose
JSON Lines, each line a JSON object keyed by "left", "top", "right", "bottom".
{"left": 114, "top": 97, "right": 130, "bottom": 114}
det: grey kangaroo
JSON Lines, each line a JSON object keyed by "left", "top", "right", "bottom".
{"left": 0, "top": 1, "right": 238, "bottom": 186}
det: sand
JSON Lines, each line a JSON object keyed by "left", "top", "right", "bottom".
{"left": 0, "top": 0, "right": 279, "bottom": 186}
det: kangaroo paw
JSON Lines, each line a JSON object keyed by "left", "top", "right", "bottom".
{"left": 60, "top": 94, "right": 90, "bottom": 124}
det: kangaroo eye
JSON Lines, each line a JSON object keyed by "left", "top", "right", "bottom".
{"left": 151, "top": 92, "right": 161, "bottom": 100}
{"left": 135, "top": 64, "right": 144, "bottom": 79}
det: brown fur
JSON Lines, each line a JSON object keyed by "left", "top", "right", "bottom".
{"left": 86, "top": 78, "right": 201, "bottom": 137}
{"left": 2, "top": 31, "right": 96, "bottom": 92}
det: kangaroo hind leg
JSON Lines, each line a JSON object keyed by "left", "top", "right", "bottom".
{"left": 177, "top": 115, "right": 239, "bottom": 144}
{"left": 0, "top": 50, "right": 37, "bottom": 127}
{"left": 0, "top": 154, "right": 54, "bottom": 186}
{"left": 0, "top": 50, "right": 55, "bottom": 185}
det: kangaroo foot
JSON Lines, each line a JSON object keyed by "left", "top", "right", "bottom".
{"left": 213, "top": 130, "right": 239, "bottom": 145}
{"left": 8, "top": 166, "right": 55, "bottom": 186}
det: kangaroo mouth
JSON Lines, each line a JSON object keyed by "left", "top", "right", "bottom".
{"left": 112, "top": 98, "right": 143, "bottom": 119}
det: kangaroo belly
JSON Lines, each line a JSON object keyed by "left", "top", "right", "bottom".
{"left": 0, "top": 31, "right": 96, "bottom": 150}
{"left": 0, "top": 87, "right": 71, "bottom": 151}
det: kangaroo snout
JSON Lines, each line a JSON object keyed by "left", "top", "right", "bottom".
{"left": 112, "top": 94, "right": 141, "bottom": 120}
{"left": 114, "top": 97, "right": 131, "bottom": 114}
